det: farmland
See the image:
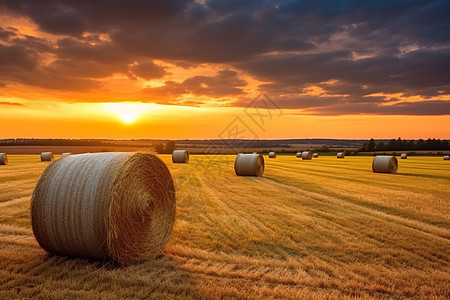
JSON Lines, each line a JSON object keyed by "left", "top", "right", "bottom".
{"left": 0, "top": 154, "right": 449, "bottom": 299}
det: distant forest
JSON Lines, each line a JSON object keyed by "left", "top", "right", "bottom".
{"left": 360, "top": 138, "right": 449, "bottom": 151}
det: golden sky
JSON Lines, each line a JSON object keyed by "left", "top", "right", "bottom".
{"left": 1, "top": 1, "right": 449, "bottom": 139}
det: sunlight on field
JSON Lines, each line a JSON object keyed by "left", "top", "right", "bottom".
{"left": 0, "top": 155, "right": 449, "bottom": 299}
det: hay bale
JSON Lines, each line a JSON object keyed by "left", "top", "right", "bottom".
{"left": 172, "top": 150, "right": 189, "bottom": 163}
{"left": 444, "top": 155, "right": 450, "bottom": 160}
{"left": 372, "top": 155, "right": 398, "bottom": 174}
{"left": 61, "top": 152, "right": 72, "bottom": 157}
{"left": 268, "top": 151, "right": 276, "bottom": 158}
{"left": 31, "top": 152, "right": 175, "bottom": 265}
{"left": 313, "top": 153, "right": 319, "bottom": 158}
{"left": 0, "top": 153, "right": 7, "bottom": 165}
{"left": 296, "top": 152, "right": 302, "bottom": 158}
{"left": 337, "top": 152, "right": 345, "bottom": 159}
{"left": 401, "top": 153, "right": 407, "bottom": 159}
{"left": 41, "top": 152, "right": 54, "bottom": 162}
{"left": 301, "top": 151, "right": 313, "bottom": 160}
{"left": 234, "top": 153, "right": 264, "bottom": 176}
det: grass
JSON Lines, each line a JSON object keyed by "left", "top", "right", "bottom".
{"left": 0, "top": 154, "right": 449, "bottom": 299}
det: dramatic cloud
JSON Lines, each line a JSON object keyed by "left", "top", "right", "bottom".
{"left": 0, "top": 0, "right": 449, "bottom": 114}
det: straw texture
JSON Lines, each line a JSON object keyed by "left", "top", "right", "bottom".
{"left": 268, "top": 152, "right": 276, "bottom": 158}
{"left": 234, "top": 154, "right": 264, "bottom": 177}
{"left": 172, "top": 150, "right": 189, "bottom": 163}
{"left": 296, "top": 152, "right": 302, "bottom": 158}
{"left": 401, "top": 153, "right": 407, "bottom": 159}
{"left": 337, "top": 152, "right": 345, "bottom": 159}
{"left": 301, "top": 151, "right": 313, "bottom": 160}
{"left": 313, "top": 153, "right": 319, "bottom": 158}
{"left": 0, "top": 153, "right": 7, "bottom": 165}
{"left": 372, "top": 155, "right": 398, "bottom": 174}
{"left": 444, "top": 155, "right": 449, "bottom": 160}
{"left": 41, "top": 152, "right": 54, "bottom": 161}
{"left": 31, "top": 152, "right": 176, "bottom": 265}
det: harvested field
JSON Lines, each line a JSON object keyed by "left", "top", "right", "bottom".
{"left": 0, "top": 155, "right": 449, "bottom": 299}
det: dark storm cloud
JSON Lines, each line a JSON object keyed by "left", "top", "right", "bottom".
{"left": 0, "top": 0, "right": 449, "bottom": 114}
{"left": 140, "top": 70, "right": 247, "bottom": 104}
{"left": 130, "top": 61, "right": 168, "bottom": 80}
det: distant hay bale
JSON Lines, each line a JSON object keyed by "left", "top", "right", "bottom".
{"left": 444, "top": 155, "right": 450, "bottom": 160}
{"left": 337, "top": 152, "right": 345, "bottom": 159}
{"left": 268, "top": 151, "right": 276, "bottom": 158}
{"left": 31, "top": 152, "right": 176, "bottom": 265}
{"left": 301, "top": 151, "right": 313, "bottom": 160}
{"left": 234, "top": 153, "right": 264, "bottom": 177}
{"left": 372, "top": 155, "right": 398, "bottom": 174}
{"left": 296, "top": 152, "right": 302, "bottom": 158}
{"left": 172, "top": 150, "right": 189, "bottom": 163}
{"left": 401, "top": 153, "right": 407, "bottom": 159}
{"left": 61, "top": 152, "right": 72, "bottom": 157}
{"left": 41, "top": 152, "right": 54, "bottom": 161}
{"left": 313, "top": 153, "right": 319, "bottom": 158}
{"left": 0, "top": 153, "right": 7, "bottom": 165}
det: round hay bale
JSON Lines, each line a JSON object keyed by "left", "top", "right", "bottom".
{"left": 372, "top": 155, "right": 398, "bottom": 174}
{"left": 31, "top": 152, "right": 176, "bottom": 265}
{"left": 61, "top": 152, "right": 72, "bottom": 157}
{"left": 337, "top": 152, "right": 345, "bottom": 159}
{"left": 172, "top": 150, "right": 189, "bottom": 163}
{"left": 444, "top": 155, "right": 450, "bottom": 160}
{"left": 268, "top": 151, "right": 276, "bottom": 158}
{"left": 0, "top": 153, "right": 8, "bottom": 165}
{"left": 296, "top": 152, "right": 302, "bottom": 158}
{"left": 400, "top": 153, "right": 407, "bottom": 159}
{"left": 301, "top": 151, "right": 313, "bottom": 160}
{"left": 234, "top": 153, "right": 264, "bottom": 176}
{"left": 41, "top": 152, "right": 54, "bottom": 162}
{"left": 313, "top": 153, "right": 319, "bottom": 158}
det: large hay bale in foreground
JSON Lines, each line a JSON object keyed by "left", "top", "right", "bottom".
{"left": 296, "top": 152, "right": 302, "bottom": 158}
{"left": 313, "top": 153, "right": 319, "bottom": 158}
{"left": 0, "top": 153, "right": 7, "bottom": 165}
{"left": 301, "top": 151, "right": 313, "bottom": 160}
{"left": 268, "top": 151, "right": 276, "bottom": 158}
{"left": 234, "top": 153, "right": 264, "bottom": 176}
{"left": 444, "top": 155, "right": 450, "bottom": 160}
{"left": 31, "top": 152, "right": 176, "bottom": 265}
{"left": 372, "top": 155, "right": 398, "bottom": 174}
{"left": 401, "top": 153, "right": 407, "bottom": 159}
{"left": 172, "top": 150, "right": 189, "bottom": 163}
{"left": 337, "top": 152, "right": 345, "bottom": 159}
{"left": 41, "top": 152, "right": 54, "bottom": 161}
{"left": 61, "top": 152, "right": 72, "bottom": 157}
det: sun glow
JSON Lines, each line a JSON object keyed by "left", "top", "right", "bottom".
{"left": 101, "top": 102, "right": 158, "bottom": 124}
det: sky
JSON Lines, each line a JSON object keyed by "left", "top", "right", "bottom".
{"left": 0, "top": 0, "right": 449, "bottom": 139}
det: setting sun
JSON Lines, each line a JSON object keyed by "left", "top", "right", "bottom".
{"left": 101, "top": 102, "right": 157, "bottom": 124}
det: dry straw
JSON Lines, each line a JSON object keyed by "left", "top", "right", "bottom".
{"left": 172, "top": 150, "right": 189, "bottom": 163}
{"left": 444, "top": 155, "right": 450, "bottom": 160}
{"left": 372, "top": 155, "right": 398, "bottom": 174}
{"left": 234, "top": 153, "right": 264, "bottom": 176}
{"left": 268, "top": 151, "right": 276, "bottom": 158}
{"left": 301, "top": 151, "right": 313, "bottom": 160}
{"left": 0, "top": 153, "right": 7, "bottom": 165}
{"left": 401, "top": 153, "right": 407, "bottom": 159}
{"left": 313, "top": 153, "right": 319, "bottom": 158}
{"left": 296, "top": 152, "right": 302, "bottom": 158}
{"left": 41, "top": 152, "right": 54, "bottom": 161}
{"left": 337, "top": 152, "right": 345, "bottom": 159}
{"left": 31, "top": 152, "right": 176, "bottom": 265}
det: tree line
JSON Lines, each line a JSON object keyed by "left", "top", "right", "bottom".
{"left": 360, "top": 138, "right": 449, "bottom": 152}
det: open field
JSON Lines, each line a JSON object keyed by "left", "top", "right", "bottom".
{"left": 0, "top": 155, "right": 449, "bottom": 299}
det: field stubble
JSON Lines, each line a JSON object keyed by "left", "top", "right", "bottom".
{"left": 0, "top": 155, "right": 449, "bottom": 299}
